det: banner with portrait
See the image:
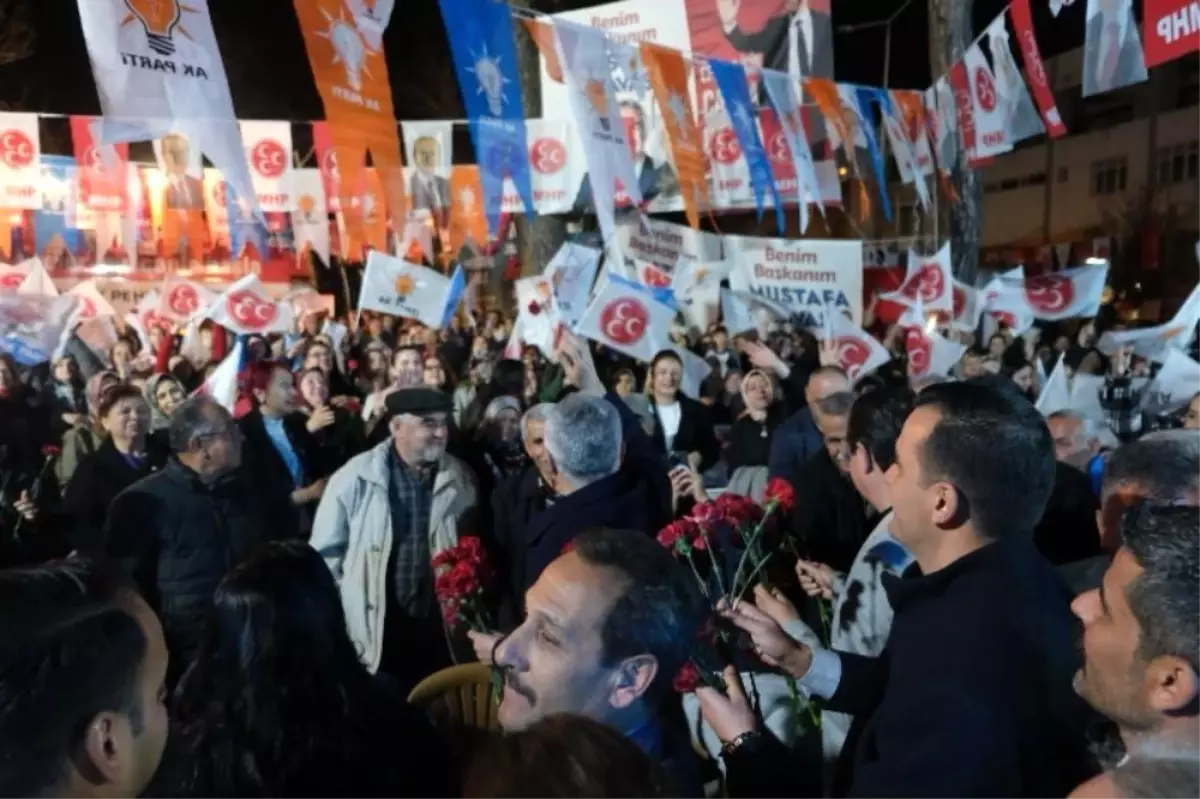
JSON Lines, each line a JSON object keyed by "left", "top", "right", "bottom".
{"left": 1082, "top": 0, "right": 1148, "bottom": 97}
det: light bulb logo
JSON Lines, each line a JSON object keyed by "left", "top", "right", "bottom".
{"left": 467, "top": 45, "right": 510, "bottom": 117}
{"left": 121, "top": 0, "right": 197, "bottom": 57}
{"left": 317, "top": 8, "right": 370, "bottom": 91}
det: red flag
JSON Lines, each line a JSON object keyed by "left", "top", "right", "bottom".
{"left": 1009, "top": 0, "right": 1068, "bottom": 138}
{"left": 1143, "top": 0, "right": 1200, "bottom": 68}
{"left": 69, "top": 117, "right": 130, "bottom": 212}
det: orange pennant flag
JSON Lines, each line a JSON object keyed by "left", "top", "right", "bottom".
{"left": 805, "top": 78, "right": 871, "bottom": 221}
{"left": 362, "top": 168, "right": 389, "bottom": 257}
{"left": 523, "top": 19, "right": 564, "bottom": 84}
{"left": 0, "top": 210, "right": 11, "bottom": 261}
{"left": 445, "top": 166, "right": 490, "bottom": 264}
{"left": 293, "top": 0, "right": 406, "bottom": 262}
{"left": 640, "top": 42, "right": 710, "bottom": 231}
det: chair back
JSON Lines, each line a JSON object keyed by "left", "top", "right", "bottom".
{"left": 407, "top": 662, "right": 500, "bottom": 733}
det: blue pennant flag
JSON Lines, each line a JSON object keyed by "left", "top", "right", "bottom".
{"left": 35, "top": 155, "right": 85, "bottom": 258}
{"left": 437, "top": 0, "right": 536, "bottom": 236}
{"left": 707, "top": 58, "right": 784, "bottom": 234}
{"left": 853, "top": 86, "right": 893, "bottom": 223}
{"left": 440, "top": 264, "right": 468, "bottom": 328}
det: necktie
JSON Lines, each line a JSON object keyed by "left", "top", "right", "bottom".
{"left": 1101, "top": 23, "right": 1120, "bottom": 87}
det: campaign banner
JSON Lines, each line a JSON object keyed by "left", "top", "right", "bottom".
{"left": 69, "top": 116, "right": 130, "bottom": 213}
{"left": 726, "top": 235, "right": 863, "bottom": 329}
{"left": 613, "top": 215, "right": 723, "bottom": 278}
{"left": 292, "top": 168, "right": 330, "bottom": 267}
{"left": 240, "top": 121, "right": 294, "bottom": 213}
{"left": 0, "top": 112, "right": 41, "bottom": 210}
{"left": 683, "top": 0, "right": 835, "bottom": 82}
{"left": 0, "top": 293, "right": 80, "bottom": 365}
{"left": 1143, "top": 0, "right": 1200, "bottom": 68}
{"left": 402, "top": 120, "right": 454, "bottom": 225}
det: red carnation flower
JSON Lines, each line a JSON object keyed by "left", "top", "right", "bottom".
{"left": 690, "top": 501, "right": 722, "bottom": 528}
{"left": 673, "top": 661, "right": 702, "bottom": 694}
{"left": 41, "top": 445, "right": 61, "bottom": 458}
{"left": 528, "top": 300, "right": 542, "bottom": 316}
{"left": 657, "top": 518, "right": 699, "bottom": 553}
{"left": 764, "top": 477, "right": 796, "bottom": 513}
{"left": 346, "top": 359, "right": 359, "bottom": 372}
{"left": 692, "top": 533, "right": 708, "bottom": 551}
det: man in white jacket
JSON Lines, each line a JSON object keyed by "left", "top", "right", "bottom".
{"left": 311, "top": 387, "right": 478, "bottom": 686}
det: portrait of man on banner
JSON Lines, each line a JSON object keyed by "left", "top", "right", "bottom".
{"left": 713, "top": 0, "right": 834, "bottom": 81}
{"left": 408, "top": 135, "right": 452, "bottom": 226}
{"left": 1082, "top": 0, "right": 1148, "bottom": 97}
{"left": 572, "top": 100, "right": 679, "bottom": 214}
{"left": 159, "top": 133, "right": 206, "bottom": 211}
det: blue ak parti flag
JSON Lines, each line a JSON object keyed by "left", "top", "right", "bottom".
{"left": 440, "top": 263, "right": 467, "bottom": 328}
{"left": 854, "top": 85, "right": 893, "bottom": 223}
{"left": 707, "top": 58, "right": 784, "bottom": 234}
{"left": 437, "top": 0, "right": 537, "bottom": 236}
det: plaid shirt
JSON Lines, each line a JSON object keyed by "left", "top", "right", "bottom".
{"left": 387, "top": 448, "right": 437, "bottom": 618}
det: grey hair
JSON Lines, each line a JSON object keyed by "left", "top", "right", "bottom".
{"left": 1046, "top": 410, "right": 1097, "bottom": 440}
{"left": 1111, "top": 743, "right": 1200, "bottom": 799}
{"left": 166, "top": 396, "right": 229, "bottom": 454}
{"left": 1105, "top": 430, "right": 1200, "bottom": 503}
{"left": 544, "top": 394, "right": 622, "bottom": 488}
{"left": 483, "top": 396, "right": 522, "bottom": 423}
{"left": 816, "top": 391, "right": 856, "bottom": 417}
{"left": 521, "top": 402, "right": 553, "bottom": 444}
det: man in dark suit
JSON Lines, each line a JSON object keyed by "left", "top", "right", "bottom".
{"left": 408, "top": 135, "right": 451, "bottom": 227}
{"left": 700, "top": 382, "right": 1102, "bottom": 797}
{"left": 1082, "top": 0, "right": 1147, "bottom": 97}
{"left": 717, "top": 0, "right": 833, "bottom": 81}
{"left": 159, "top": 133, "right": 204, "bottom": 211}
{"left": 572, "top": 101, "right": 678, "bottom": 214}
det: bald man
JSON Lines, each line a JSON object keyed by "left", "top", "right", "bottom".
{"left": 768, "top": 365, "right": 851, "bottom": 479}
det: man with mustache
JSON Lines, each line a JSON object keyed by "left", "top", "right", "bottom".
{"left": 471, "top": 527, "right": 706, "bottom": 796}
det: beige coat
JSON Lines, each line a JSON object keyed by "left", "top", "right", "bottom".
{"left": 310, "top": 439, "right": 478, "bottom": 674}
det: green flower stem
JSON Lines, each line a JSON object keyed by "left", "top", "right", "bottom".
{"left": 733, "top": 552, "right": 775, "bottom": 606}
{"left": 696, "top": 526, "right": 728, "bottom": 599}
{"left": 682, "top": 550, "right": 711, "bottom": 599}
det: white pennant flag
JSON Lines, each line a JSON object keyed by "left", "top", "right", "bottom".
{"left": 899, "top": 300, "right": 965, "bottom": 379}
{"left": 1019, "top": 264, "right": 1109, "bottom": 321}
{"left": 543, "top": 242, "right": 601, "bottom": 328}
{"left": 0, "top": 261, "right": 31, "bottom": 293}
{"left": 880, "top": 102, "right": 932, "bottom": 211}
{"left": 203, "top": 274, "right": 293, "bottom": 335}
{"left": 826, "top": 311, "right": 893, "bottom": 383}
{"left": 985, "top": 15, "right": 1045, "bottom": 144}
{"left": 761, "top": 69, "right": 824, "bottom": 234}
{"left": 883, "top": 243, "right": 954, "bottom": 315}
{"left": 1140, "top": 349, "right": 1200, "bottom": 415}
{"left": 240, "top": 120, "right": 294, "bottom": 213}
{"left": 159, "top": 276, "right": 217, "bottom": 323}
{"left": 0, "top": 112, "right": 41, "bottom": 209}
{"left": 981, "top": 268, "right": 1036, "bottom": 336}
{"left": 17, "top": 258, "right": 59, "bottom": 297}
{"left": 950, "top": 279, "right": 983, "bottom": 333}
{"left": 66, "top": 280, "right": 117, "bottom": 323}
{"left": 0, "top": 293, "right": 80, "bottom": 365}
{"left": 292, "top": 168, "right": 330, "bottom": 267}
{"left": 515, "top": 275, "right": 561, "bottom": 358}
{"left": 721, "top": 288, "right": 757, "bottom": 337}
{"left": 575, "top": 275, "right": 675, "bottom": 363}
{"left": 358, "top": 251, "right": 453, "bottom": 329}
{"left": 962, "top": 41, "right": 1013, "bottom": 163}
{"left": 554, "top": 18, "right": 642, "bottom": 242}
{"left": 198, "top": 338, "right": 243, "bottom": 414}
{"left": 1099, "top": 283, "right": 1200, "bottom": 362}
{"left": 1036, "top": 354, "right": 1071, "bottom": 414}
{"left": 672, "top": 345, "right": 713, "bottom": 401}
{"left": 76, "top": 0, "right": 263, "bottom": 222}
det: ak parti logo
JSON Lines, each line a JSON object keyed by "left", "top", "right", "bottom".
{"left": 121, "top": 0, "right": 198, "bottom": 57}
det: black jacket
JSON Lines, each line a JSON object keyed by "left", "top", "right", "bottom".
{"left": 490, "top": 464, "right": 551, "bottom": 627}
{"left": 649, "top": 394, "right": 721, "bottom": 472}
{"left": 516, "top": 393, "right": 672, "bottom": 595}
{"left": 237, "top": 409, "right": 330, "bottom": 539}
{"left": 728, "top": 538, "right": 1100, "bottom": 798}
{"left": 105, "top": 460, "right": 288, "bottom": 672}
{"left": 63, "top": 438, "right": 166, "bottom": 555}
{"left": 1034, "top": 462, "right": 1102, "bottom": 566}
{"left": 790, "top": 450, "right": 874, "bottom": 574}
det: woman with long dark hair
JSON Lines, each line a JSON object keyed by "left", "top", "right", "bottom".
{"left": 164, "top": 541, "right": 454, "bottom": 798}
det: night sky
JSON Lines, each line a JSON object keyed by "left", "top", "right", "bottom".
{"left": 2, "top": 0, "right": 1102, "bottom": 155}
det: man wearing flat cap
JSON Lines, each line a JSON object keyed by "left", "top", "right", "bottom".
{"left": 312, "top": 386, "right": 480, "bottom": 688}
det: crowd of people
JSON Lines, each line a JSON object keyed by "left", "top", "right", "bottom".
{"left": 0, "top": 298, "right": 1196, "bottom": 798}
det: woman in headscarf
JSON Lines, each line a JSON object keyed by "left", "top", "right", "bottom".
{"left": 465, "top": 395, "right": 529, "bottom": 503}
{"left": 43, "top": 354, "right": 88, "bottom": 438}
{"left": 55, "top": 370, "right": 120, "bottom": 493}
{"left": 145, "top": 373, "right": 186, "bottom": 451}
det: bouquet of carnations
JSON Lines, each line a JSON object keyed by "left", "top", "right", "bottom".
{"left": 432, "top": 536, "right": 496, "bottom": 633}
